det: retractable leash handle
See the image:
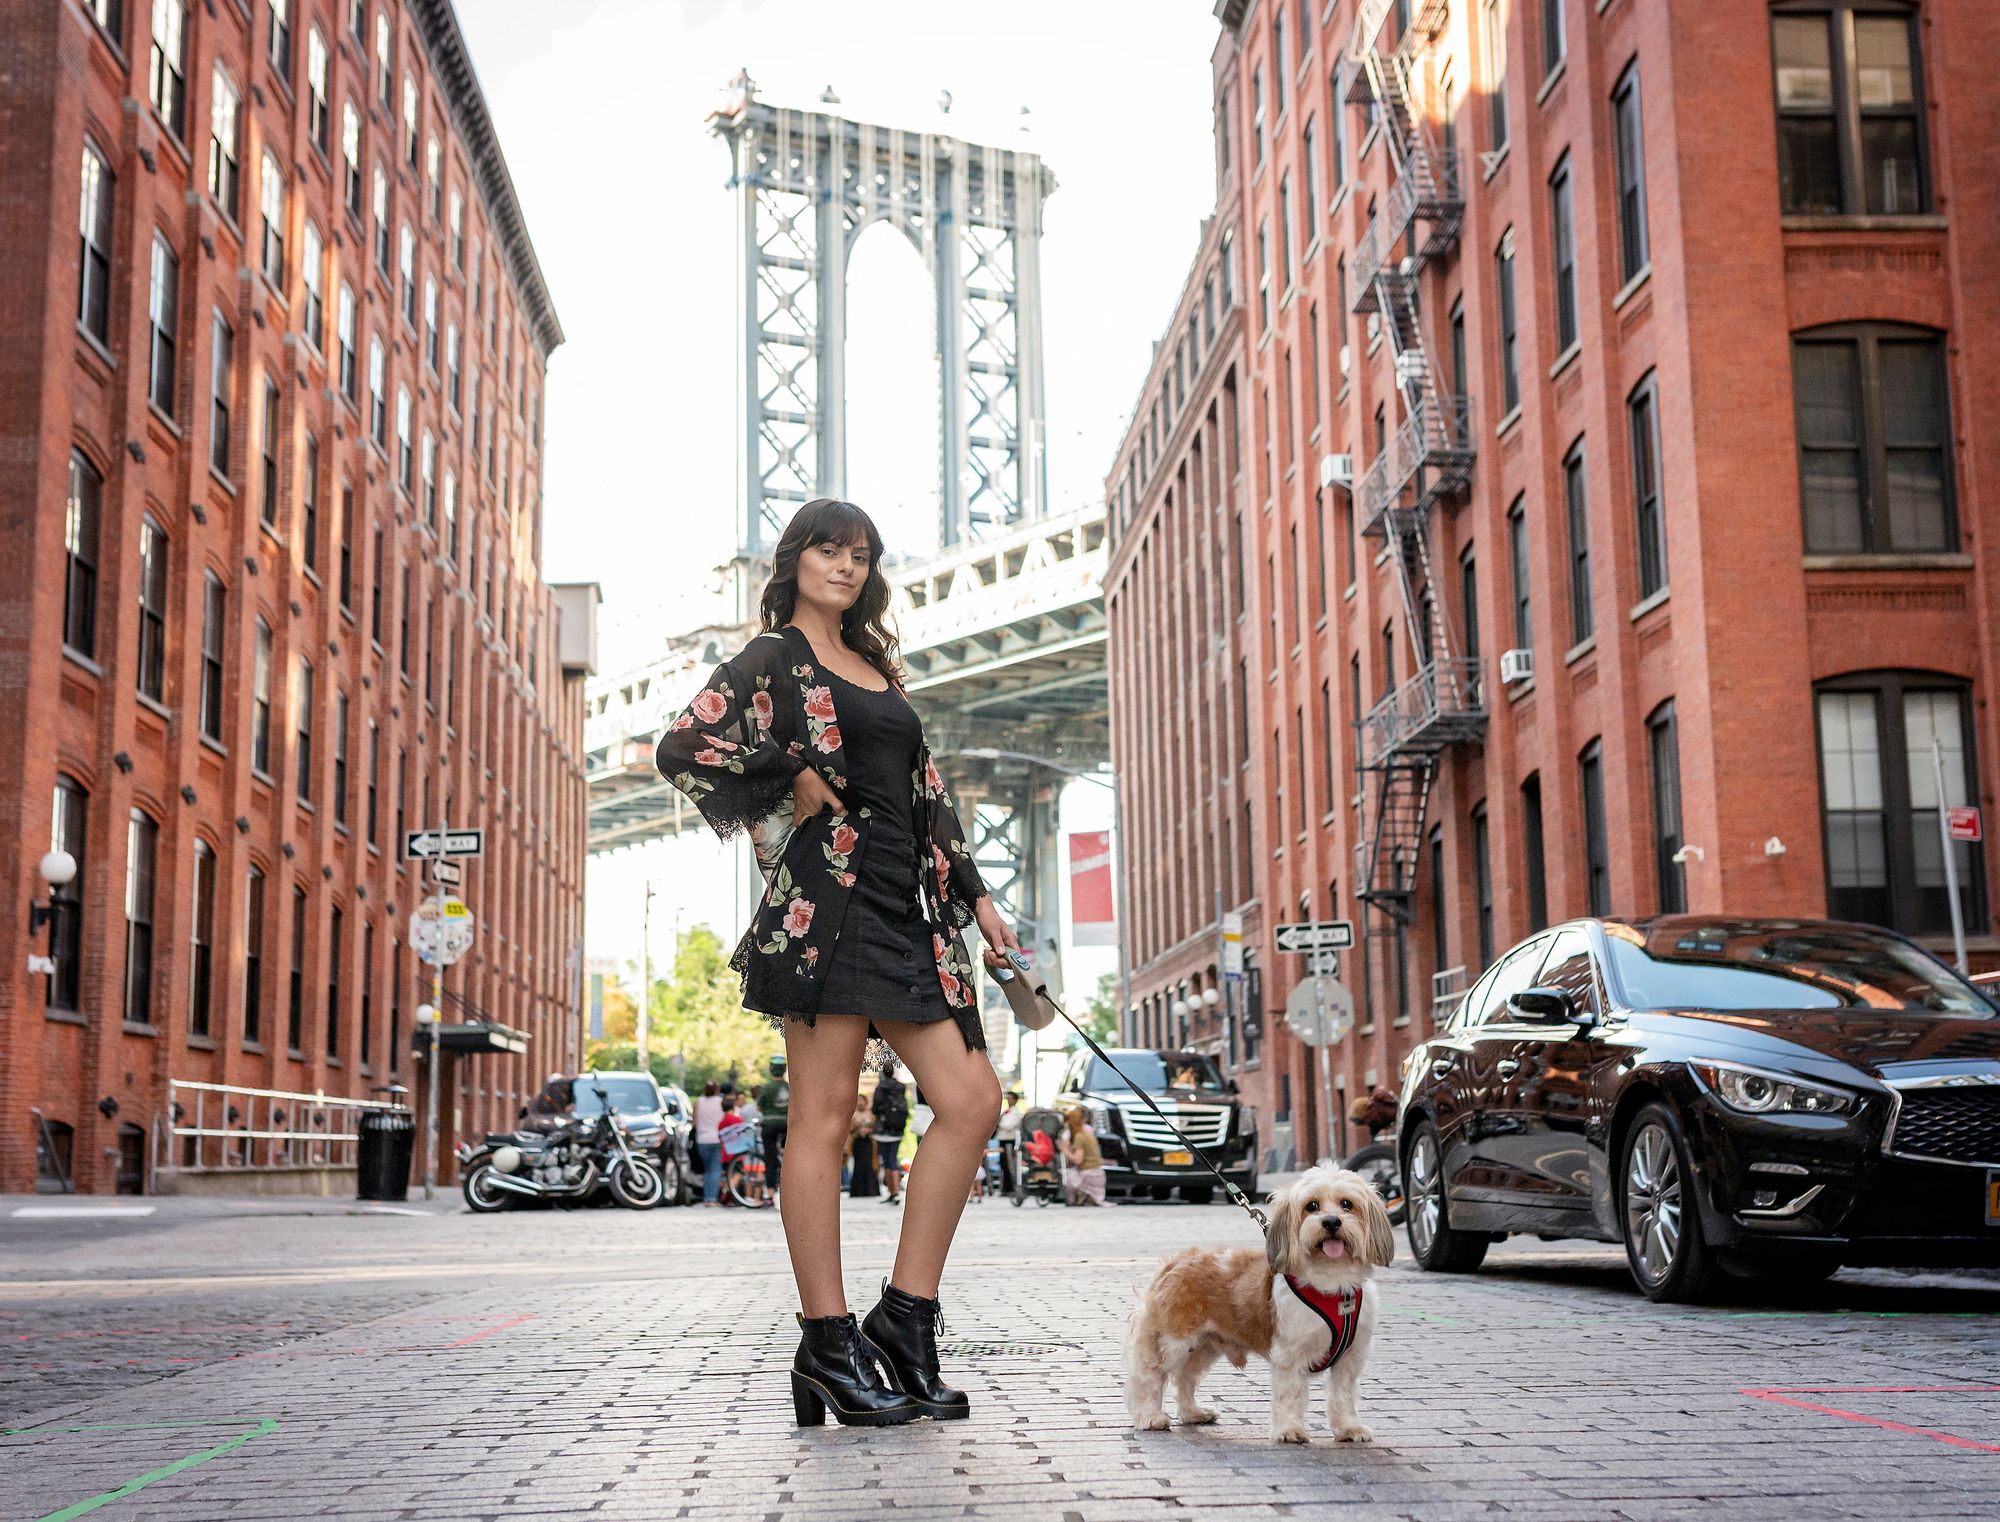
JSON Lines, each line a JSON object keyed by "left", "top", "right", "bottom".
{"left": 992, "top": 948, "right": 1269, "bottom": 1235}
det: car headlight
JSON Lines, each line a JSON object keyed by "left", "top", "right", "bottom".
{"left": 1691, "top": 1060, "right": 1855, "bottom": 1116}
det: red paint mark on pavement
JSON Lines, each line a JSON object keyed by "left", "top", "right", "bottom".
{"left": 445, "top": 1314, "right": 533, "bottom": 1347}
{"left": 1741, "top": 1385, "right": 2000, "bottom": 1453}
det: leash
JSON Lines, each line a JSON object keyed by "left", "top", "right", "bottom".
{"left": 1003, "top": 962, "right": 1268, "bottom": 1235}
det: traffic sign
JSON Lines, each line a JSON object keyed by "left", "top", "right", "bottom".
{"left": 1306, "top": 949, "right": 1340, "bottom": 976}
{"left": 429, "top": 859, "right": 462, "bottom": 886}
{"left": 1274, "top": 920, "right": 1355, "bottom": 954}
{"left": 1948, "top": 806, "right": 1982, "bottom": 842}
{"left": 410, "top": 896, "right": 476, "bottom": 966}
{"left": 404, "top": 828, "right": 484, "bottom": 860}
{"left": 1283, "top": 975, "right": 1354, "bottom": 1046}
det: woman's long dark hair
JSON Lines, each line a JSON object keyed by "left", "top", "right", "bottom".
{"left": 758, "top": 498, "right": 905, "bottom": 686}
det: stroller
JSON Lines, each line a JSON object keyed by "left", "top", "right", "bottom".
{"left": 1011, "top": 1106, "right": 1067, "bottom": 1208}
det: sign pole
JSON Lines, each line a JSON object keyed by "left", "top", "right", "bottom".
{"left": 1312, "top": 961, "right": 1335, "bottom": 1167}
{"left": 1934, "top": 738, "right": 1970, "bottom": 974}
{"left": 425, "top": 770, "right": 448, "bottom": 1199}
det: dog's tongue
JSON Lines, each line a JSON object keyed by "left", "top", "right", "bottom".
{"left": 1321, "top": 1237, "right": 1346, "bottom": 1260}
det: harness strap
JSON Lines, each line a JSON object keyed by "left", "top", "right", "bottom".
{"left": 1282, "top": 1275, "right": 1364, "bottom": 1373}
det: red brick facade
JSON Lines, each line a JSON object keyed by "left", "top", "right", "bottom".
{"left": 1107, "top": 0, "right": 2000, "bottom": 1168}
{"left": 0, "top": 0, "right": 587, "bottom": 1193}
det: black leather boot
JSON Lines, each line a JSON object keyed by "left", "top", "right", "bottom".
{"left": 859, "top": 1277, "right": 970, "bottom": 1420}
{"left": 791, "top": 1311, "right": 922, "bottom": 1427}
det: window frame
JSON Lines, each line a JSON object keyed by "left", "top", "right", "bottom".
{"left": 1629, "top": 370, "right": 1668, "bottom": 597}
{"left": 252, "top": 615, "right": 273, "bottom": 773}
{"left": 136, "top": 515, "right": 168, "bottom": 701}
{"left": 1580, "top": 739, "right": 1611, "bottom": 916}
{"left": 1549, "top": 153, "right": 1577, "bottom": 354}
{"left": 147, "top": 234, "right": 178, "bottom": 416}
{"left": 1771, "top": 1, "right": 1930, "bottom": 217}
{"left": 1507, "top": 494, "right": 1531, "bottom": 651}
{"left": 78, "top": 142, "right": 116, "bottom": 343}
{"left": 1648, "top": 698, "right": 1687, "bottom": 913}
{"left": 1563, "top": 437, "right": 1592, "bottom": 643}
{"left": 199, "top": 570, "right": 225, "bottom": 741}
{"left": 1495, "top": 227, "right": 1519, "bottom": 415}
{"left": 64, "top": 450, "right": 102, "bottom": 658}
{"left": 124, "top": 806, "right": 159, "bottom": 1025}
{"left": 1612, "top": 60, "right": 1649, "bottom": 281}
{"left": 189, "top": 837, "right": 216, "bottom": 1038}
{"left": 49, "top": 775, "right": 89, "bottom": 1012}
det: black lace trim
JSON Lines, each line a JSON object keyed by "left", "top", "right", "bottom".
{"left": 696, "top": 769, "right": 797, "bottom": 845}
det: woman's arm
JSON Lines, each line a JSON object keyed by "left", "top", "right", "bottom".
{"left": 654, "top": 633, "right": 808, "bottom": 840}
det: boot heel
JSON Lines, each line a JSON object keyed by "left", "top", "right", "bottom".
{"left": 792, "top": 1372, "right": 826, "bottom": 1426}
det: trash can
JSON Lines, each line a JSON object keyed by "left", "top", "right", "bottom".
{"left": 357, "top": 1106, "right": 416, "bottom": 1201}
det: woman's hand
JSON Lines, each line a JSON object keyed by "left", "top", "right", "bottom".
{"left": 790, "top": 768, "right": 846, "bottom": 828}
{"left": 974, "top": 895, "right": 1023, "bottom": 972}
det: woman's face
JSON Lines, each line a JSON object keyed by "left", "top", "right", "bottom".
{"left": 795, "top": 533, "right": 873, "bottom": 619}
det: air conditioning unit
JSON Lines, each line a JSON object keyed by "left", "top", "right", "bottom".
{"left": 1319, "top": 453, "right": 1354, "bottom": 489}
{"left": 1499, "top": 648, "right": 1534, "bottom": 685}
{"left": 1339, "top": 342, "right": 1352, "bottom": 376}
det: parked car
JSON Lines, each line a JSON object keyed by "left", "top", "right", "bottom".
{"left": 1054, "top": 1047, "right": 1257, "bottom": 1202}
{"left": 569, "top": 1071, "right": 692, "bottom": 1206}
{"left": 1397, "top": 915, "right": 2000, "bottom": 1301}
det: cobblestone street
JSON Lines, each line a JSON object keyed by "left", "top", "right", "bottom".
{"left": 2, "top": 1191, "right": 1997, "bottom": 1521}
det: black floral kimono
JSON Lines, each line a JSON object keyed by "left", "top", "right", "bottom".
{"left": 654, "top": 624, "right": 990, "bottom": 1056}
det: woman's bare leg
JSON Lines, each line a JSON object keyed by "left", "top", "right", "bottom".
{"left": 872, "top": 1019, "right": 1002, "bottom": 1299}
{"left": 780, "top": 1014, "right": 870, "bottom": 1317}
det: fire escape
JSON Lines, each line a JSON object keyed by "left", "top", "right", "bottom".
{"left": 1344, "top": 0, "right": 1483, "bottom": 927}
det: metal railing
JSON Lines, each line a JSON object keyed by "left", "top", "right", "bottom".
{"left": 1360, "top": 657, "right": 1487, "bottom": 768}
{"left": 1431, "top": 966, "right": 1469, "bottom": 1024}
{"left": 154, "top": 1079, "right": 405, "bottom": 1176}
{"left": 1354, "top": 394, "right": 1475, "bottom": 538}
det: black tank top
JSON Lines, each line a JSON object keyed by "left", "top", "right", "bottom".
{"left": 819, "top": 665, "right": 923, "bottom": 877}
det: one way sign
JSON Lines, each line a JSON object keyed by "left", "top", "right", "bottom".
{"left": 404, "top": 828, "right": 484, "bottom": 860}
{"left": 1273, "top": 920, "right": 1355, "bottom": 954}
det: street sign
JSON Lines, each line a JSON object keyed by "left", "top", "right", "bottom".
{"left": 1221, "top": 910, "right": 1243, "bottom": 977}
{"left": 1274, "top": 920, "right": 1355, "bottom": 954}
{"left": 429, "top": 859, "right": 462, "bottom": 886}
{"left": 1948, "top": 806, "right": 1982, "bottom": 842}
{"left": 404, "top": 828, "right": 484, "bottom": 860}
{"left": 1306, "top": 949, "right": 1340, "bottom": 976}
{"left": 1283, "top": 975, "right": 1354, "bottom": 1046}
{"left": 410, "top": 896, "right": 476, "bottom": 966}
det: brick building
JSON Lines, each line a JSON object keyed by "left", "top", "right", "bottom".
{"left": 0, "top": 0, "right": 591, "bottom": 1193}
{"left": 1106, "top": 0, "right": 1999, "bottom": 1168}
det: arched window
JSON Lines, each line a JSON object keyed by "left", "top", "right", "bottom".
{"left": 48, "top": 774, "right": 88, "bottom": 1012}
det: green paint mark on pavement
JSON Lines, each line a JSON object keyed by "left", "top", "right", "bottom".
{"left": 28, "top": 1417, "right": 279, "bottom": 1522}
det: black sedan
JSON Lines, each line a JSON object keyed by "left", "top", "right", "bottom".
{"left": 1397, "top": 916, "right": 2000, "bottom": 1300}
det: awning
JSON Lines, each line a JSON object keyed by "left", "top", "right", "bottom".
{"left": 410, "top": 1021, "right": 530, "bottom": 1057}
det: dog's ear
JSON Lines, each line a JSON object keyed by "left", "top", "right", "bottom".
{"left": 1264, "top": 1186, "right": 1299, "bottom": 1276}
{"left": 1360, "top": 1178, "right": 1396, "bottom": 1268}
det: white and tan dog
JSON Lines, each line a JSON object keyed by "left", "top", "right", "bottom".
{"left": 1124, "top": 1166, "right": 1392, "bottom": 1444}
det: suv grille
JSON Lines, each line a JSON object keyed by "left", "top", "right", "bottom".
{"left": 1122, "top": 1105, "right": 1228, "bottom": 1150}
{"left": 1889, "top": 1085, "right": 2000, "bottom": 1166}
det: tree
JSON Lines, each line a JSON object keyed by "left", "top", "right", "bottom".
{"left": 1064, "top": 971, "right": 1120, "bottom": 1048}
{"left": 585, "top": 925, "right": 781, "bottom": 1094}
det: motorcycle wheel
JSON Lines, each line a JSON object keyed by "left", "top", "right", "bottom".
{"left": 1344, "top": 1140, "right": 1407, "bottom": 1226}
{"left": 462, "top": 1163, "right": 512, "bottom": 1214}
{"left": 610, "top": 1161, "right": 667, "bottom": 1210}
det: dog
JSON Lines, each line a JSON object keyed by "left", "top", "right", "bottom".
{"left": 1124, "top": 1166, "right": 1393, "bottom": 1445}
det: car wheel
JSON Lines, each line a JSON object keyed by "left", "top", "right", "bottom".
{"left": 1182, "top": 1184, "right": 1214, "bottom": 1205}
{"left": 1402, "top": 1122, "right": 1488, "bottom": 1273}
{"left": 1620, "top": 1102, "right": 1720, "bottom": 1303}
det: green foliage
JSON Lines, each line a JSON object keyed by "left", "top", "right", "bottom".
{"left": 1064, "top": 970, "right": 1121, "bottom": 1049}
{"left": 583, "top": 924, "right": 783, "bottom": 1093}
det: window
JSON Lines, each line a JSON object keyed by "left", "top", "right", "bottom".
{"left": 1612, "top": 62, "right": 1649, "bottom": 280}
{"left": 301, "top": 222, "right": 325, "bottom": 348}
{"left": 339, "top": 483, "right": 355, "bottom": 610}
{"left": 295, "top": 656, "right": 314, "bottom": 801}
{"left": 1252, "top": 64, "right": 1266, "bottom": 166}
{"left": 1629, "top": 372, "right": 1667, "bottom": 596}
{"left": 1495, "top": 227, "right": 1518, "bottom": 415}
{"left": 149, "top": 0, "right": 188, "bottom": 137}
{"left": 336, "top": 284, "right": 356, "bottom": 400}
{"left": 371, "top": 524, "right": 385, "bottom": 643}
{"left": 306, "top": 26, "right": 328, "bottom": 149}
{"left": 368, "top": 337, "right": 386, "bottom": 445}
{"left": 1772, "top": 3, "right": 1926, "bottom": 215}
{"left": 334, "top": 688, "right": 349, "bottom": 826}
{"left": 1507, "top": 495, "right": 1531, "bottom": 651}
{"left": 1522, "top": 773, "right": 1549, "bottom": 931}
{"left": 399, "top": 564, "right": 412, "bottom": 673}
{"left": 49, "top": 776, "right": 88, "bottom": 1012}
{"left": 147, "top": 235, "right": 178, "bottom": 415}
{"left": 269, "top": 0, "right": 293, "bottom": 76}
{"left": 1484, "top": 0, "right": 1509, "bottom": 152}
{"left": 402, "top": 73, "right": 419, "bottom": 165}
{"left": 374, "top": 10, "right": 392, "bottom": 106}
{"left": 1549, "top": 154, "right": 1577, "bottom": 353}
{"left": 342, "top": 100, "right": 362, "bottom": 214}
{"left": 136, "top": 517, "right": 167, "bottom": 701}
{"left": 1563, "top": 440, "right": 1592, "bottom": 643}
{"left": 243, "top": 865, "right": 265, "bottom": 1043}
{"left": 124, "top": 808, "right": 158, "bottom": 1023}
{"left": 78, "top": 145, "right": 115, "bottom": 343}
{"left": 1459, "top": 545, "right": 1480, "bottom": 700}
{"left": 301, "top": 433, "right": 320, "bottom": 571}
{"left": 423, "top": 276, "right": 438, "bottom": 370}
{"left": 1273, "top": 8, "right": 1288, "bottom": 114}
{"left": 421, "top": 431, "right": 436, "bottom": 524}
{"left": 366, "top": 720, "right": 379, "bottom": 842}
{"left": 372, "top": 163, "right": 389, "bottom": 266}
{"left": 1278, "top": 173, "right": 1294, "bottom": 291}
{"left": 446, "top": 324, "right": 461, "bottom": 409}
{"left": 1303, "top": 117, "right": 1320, "bottom": 242}
{"left": 449, "top": 188, "right": 465, "bottom": 268}
{"left": 398, "top": 223, "right": 415, "bottom": 323}
{"left": 396, "top": 387, "right": 412, "bottom": 490}
{"left": 205, "top": 312, "right": 233, "bottom": 475}
{"left": 1792, "top": 325, "right": 1951, "bottom": 553}
{"left": 1580, "top": 740, "right": 1610, "bottom": 915}
{"left": 360, "top": 921, "right": 375, "bottom": 1067}
{"left": 288, "top": 885, "right": 306, "bottom": 1051}
{"left": 199, "top": 572, "right": 225, "bottom": 741}
{"left": 1472, "top": 803, "right": 1494, "bottom": 970}
{"left": 260, "top": 151, "right": 286, "bottom": 284}
{"left": 1818, "top": 673, "right": 1983, "bottom": 935}
{"left": 426, "top": 135, "right": 441, "bottom": 219}
{"left": 1647, "top": 699, "right": 1686, "bottom": 913}
{"left": 259, "top": 374, "right": 280, "bottom": 525}
{"left": 1450, "top": 298, "right": 1467, "bottom": 399}
{"left": 1329, "top": 63, "right": 1348, "bottom": 193}
{"left": 252, "top": 616, "right": 272, "bottom": 772}
{"left": 88, "top": 0, "right": 123, "bottom": 43}
{"left": 1256, "top": 220, "right": 1271, "bottom": 331}
{"left": 208, "top": 65, "right": 241, "bottom": 216}
{"left": 189, "top": 839, "right": 216, "bottom": 1038}
{"left": 1542, "top": 0, "right": 1566, "bottom": 78}
{"left": 443, "top": 471, "right": 458, "bottom": 561}
{"left": 64, "top": 452, "right": 101, "bottom": 657}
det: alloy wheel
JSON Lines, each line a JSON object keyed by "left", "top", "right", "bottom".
{"left": 1624, "top": 1121, "right": 1683, "bottom": 1286}
{"left": 1406, "top": 1131, "right": 1442, "bottom": 1259}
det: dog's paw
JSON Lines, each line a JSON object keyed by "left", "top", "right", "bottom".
{"left": 1178, "top": 1405, "right": 1219, "bottom": 1425}
{"left": 1333, "top": 1421, "right": 1374, "bottom": 1444}
{"left": 1271, "top": 1424, "right": 1310, "bottom": 1445}
{"left": 1134, "top": 1411, "right": 1171, "bottom": 1432}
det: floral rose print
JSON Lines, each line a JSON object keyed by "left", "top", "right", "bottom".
{"left": 783, "top": 898, "right": 815, "bottom": 938}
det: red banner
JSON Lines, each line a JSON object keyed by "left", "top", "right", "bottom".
{"left": 1069, "top": 830, "right": 1115, "bottom": 947}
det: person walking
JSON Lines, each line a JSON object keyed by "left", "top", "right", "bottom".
{"left": 847, "top": 1091, "right": 879, "bottom": 1198}
{"left": 656, "top": 498, "right": 1019, "bottom": 1428}
{"left": 995, "top": 1091, "right": 1022, "bottom": 1195}
{"left": 692, "top": 1080, "right": 724, "bottom": 1207}
{"left": 872, "top": 1073, "right": 909, "bottom": 1207}
{"left": 759, "top": 1055, "right": 791, "bottom": 1199}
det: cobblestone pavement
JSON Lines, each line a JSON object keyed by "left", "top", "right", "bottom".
{"left": 2, "top": 1190, "right": 1997, "bottom": 1521}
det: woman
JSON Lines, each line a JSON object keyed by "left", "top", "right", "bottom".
{"left": 656, "top": 498, "right": 1019, "bottom": 1428}
{"left": 692, "top": 1080, "right": 724, "bottom": 1207}
{"left": 847, "top": 1091, "right": 879, "bottom": 1198}
{"left": 1059, "top": 1106, "right": 1111, "bottom": 1207}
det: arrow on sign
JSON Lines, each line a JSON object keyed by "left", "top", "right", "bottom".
{"left": 405, "top": 829, "right": 484, "bottom": 860}
{"left": 1273, "top": 921, "right": 1355, "bottom": 953}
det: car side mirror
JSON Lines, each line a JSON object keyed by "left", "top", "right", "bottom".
{"left": 1508, "top": 987, "right": 1575, "bottom": 1025}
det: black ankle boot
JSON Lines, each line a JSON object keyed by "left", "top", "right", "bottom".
{"left": 859, "top": 1277, "right": 970, "bottom": 1420}
{"left": 791, "top": 1312, "right": 922, "bottom": 1427}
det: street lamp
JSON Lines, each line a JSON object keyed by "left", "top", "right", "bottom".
{"left": 26, "top": 850, "right": 76, "bottom": 978}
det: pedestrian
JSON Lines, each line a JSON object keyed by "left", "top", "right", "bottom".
{"left": 759, "top": 1055, "right": 790, "bottom": 1198}
{"left": 847, "top": 1091, "right": 879, "bottom": 1198}
{"left": 873, "top": 1073, "right": 909, "bottom": 1207}
{"left": 1059, "top": 1106, "right": 1112, "bottom": 1207}
{"left": 995, "top": 1090, "right": 1022, "bottom": 1195}
{"left": 717, "top": 1093, "right": 757, "bottom": 1203}
{"left": 693, "top": 1079, "right": 724, "bottom": 1206}
{"left": 656, "top": 498, "right": 1020, "bottom": 1427}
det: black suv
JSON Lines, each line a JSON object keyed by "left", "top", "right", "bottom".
{"left": 1054, "top": 1048, "right": 1257, "bottom": 1203}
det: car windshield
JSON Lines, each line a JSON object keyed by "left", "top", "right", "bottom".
{"left": 1603, "top": 923, "right": 1995, "bottom": 1015}
{"left": 572, "top": 1077, "right": 661, "bottom": 1116}
{"left": 1085, "top": 1053, "right": 1228, "bottom": 1096}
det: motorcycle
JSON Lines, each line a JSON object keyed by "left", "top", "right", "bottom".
{"left": 458, "top": 1090, "right": 667, "bottom": 1213}
{"left": 1341, "top": 1130, "right": 1406, "bottom": 1226}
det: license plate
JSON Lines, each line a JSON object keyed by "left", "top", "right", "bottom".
{"left": 1162, "top": 1150, "right": 1193, "bottom": 1166}
{"left": 1987, "top": 1170, "right": 2000, "bottom": 1227}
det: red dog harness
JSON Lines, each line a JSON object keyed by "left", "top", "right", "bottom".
{"left": 1282, "top": 1276, "right": 1365, "bottom": 1373}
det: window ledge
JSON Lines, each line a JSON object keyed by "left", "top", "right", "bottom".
{"left": 1780, "top": 214, "right": 1945, "bottom": 233}
{"left": 62, "top": 646, "right": 104, "bottom": 679}
{"left": 1505, "top": 677, "right": 1536, "bottom": 704}
{"left": 147, "top": 401, "right": 182, "bottom": 438}
{"left": 1494, "top": 405, "right": 1523, "bottom": 439}
{"left": 123, "top": 1021, "right": 159, "bottom": 1038}
{"left": 1564, "top": 636, "right": 1598, "bottom": 667}
{"left": 242, "top": 1039, "right": 266, "bottom": 1054}
{"left": 198, "top": 733, "right": 229, "bottom": 760}
{"left": 1343, "top": 582, "right": 1357, "bottom": 602}
{"left": 187, "top": 1033, "right": 215, "bottom": 1050}
{"left": 1802, "top": 552, "right": 1972, "bottom": 571}
{"left": 1612, "top": 265, "right": 1652, "bottom": 310}
{"left": 1548, "top": 342, "right": 1582, "bottom": 381}
{"left": 77, "top": 325, "right": 118, "bottom": 370}
{"left": 1628, "top": 587, "right": 1671, "bottom": 622}
{"left": 136, "top": 691, "right": 172, "bottom": 724}
{"left": 45, "top": 1008, "right": 88, "bottom": 1027}
{"left": 250, "top": 767, "right": 275, "bottom": 788}
{"left": 1536, "top": 60, "right": 1567, "bottom": 107}
{"left": 1481, "top": 142, "right": 1511, "bottom": 183}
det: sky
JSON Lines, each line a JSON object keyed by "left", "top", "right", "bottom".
{"left": 450, "top": 0, "right": 1224, "bottom": 1052}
